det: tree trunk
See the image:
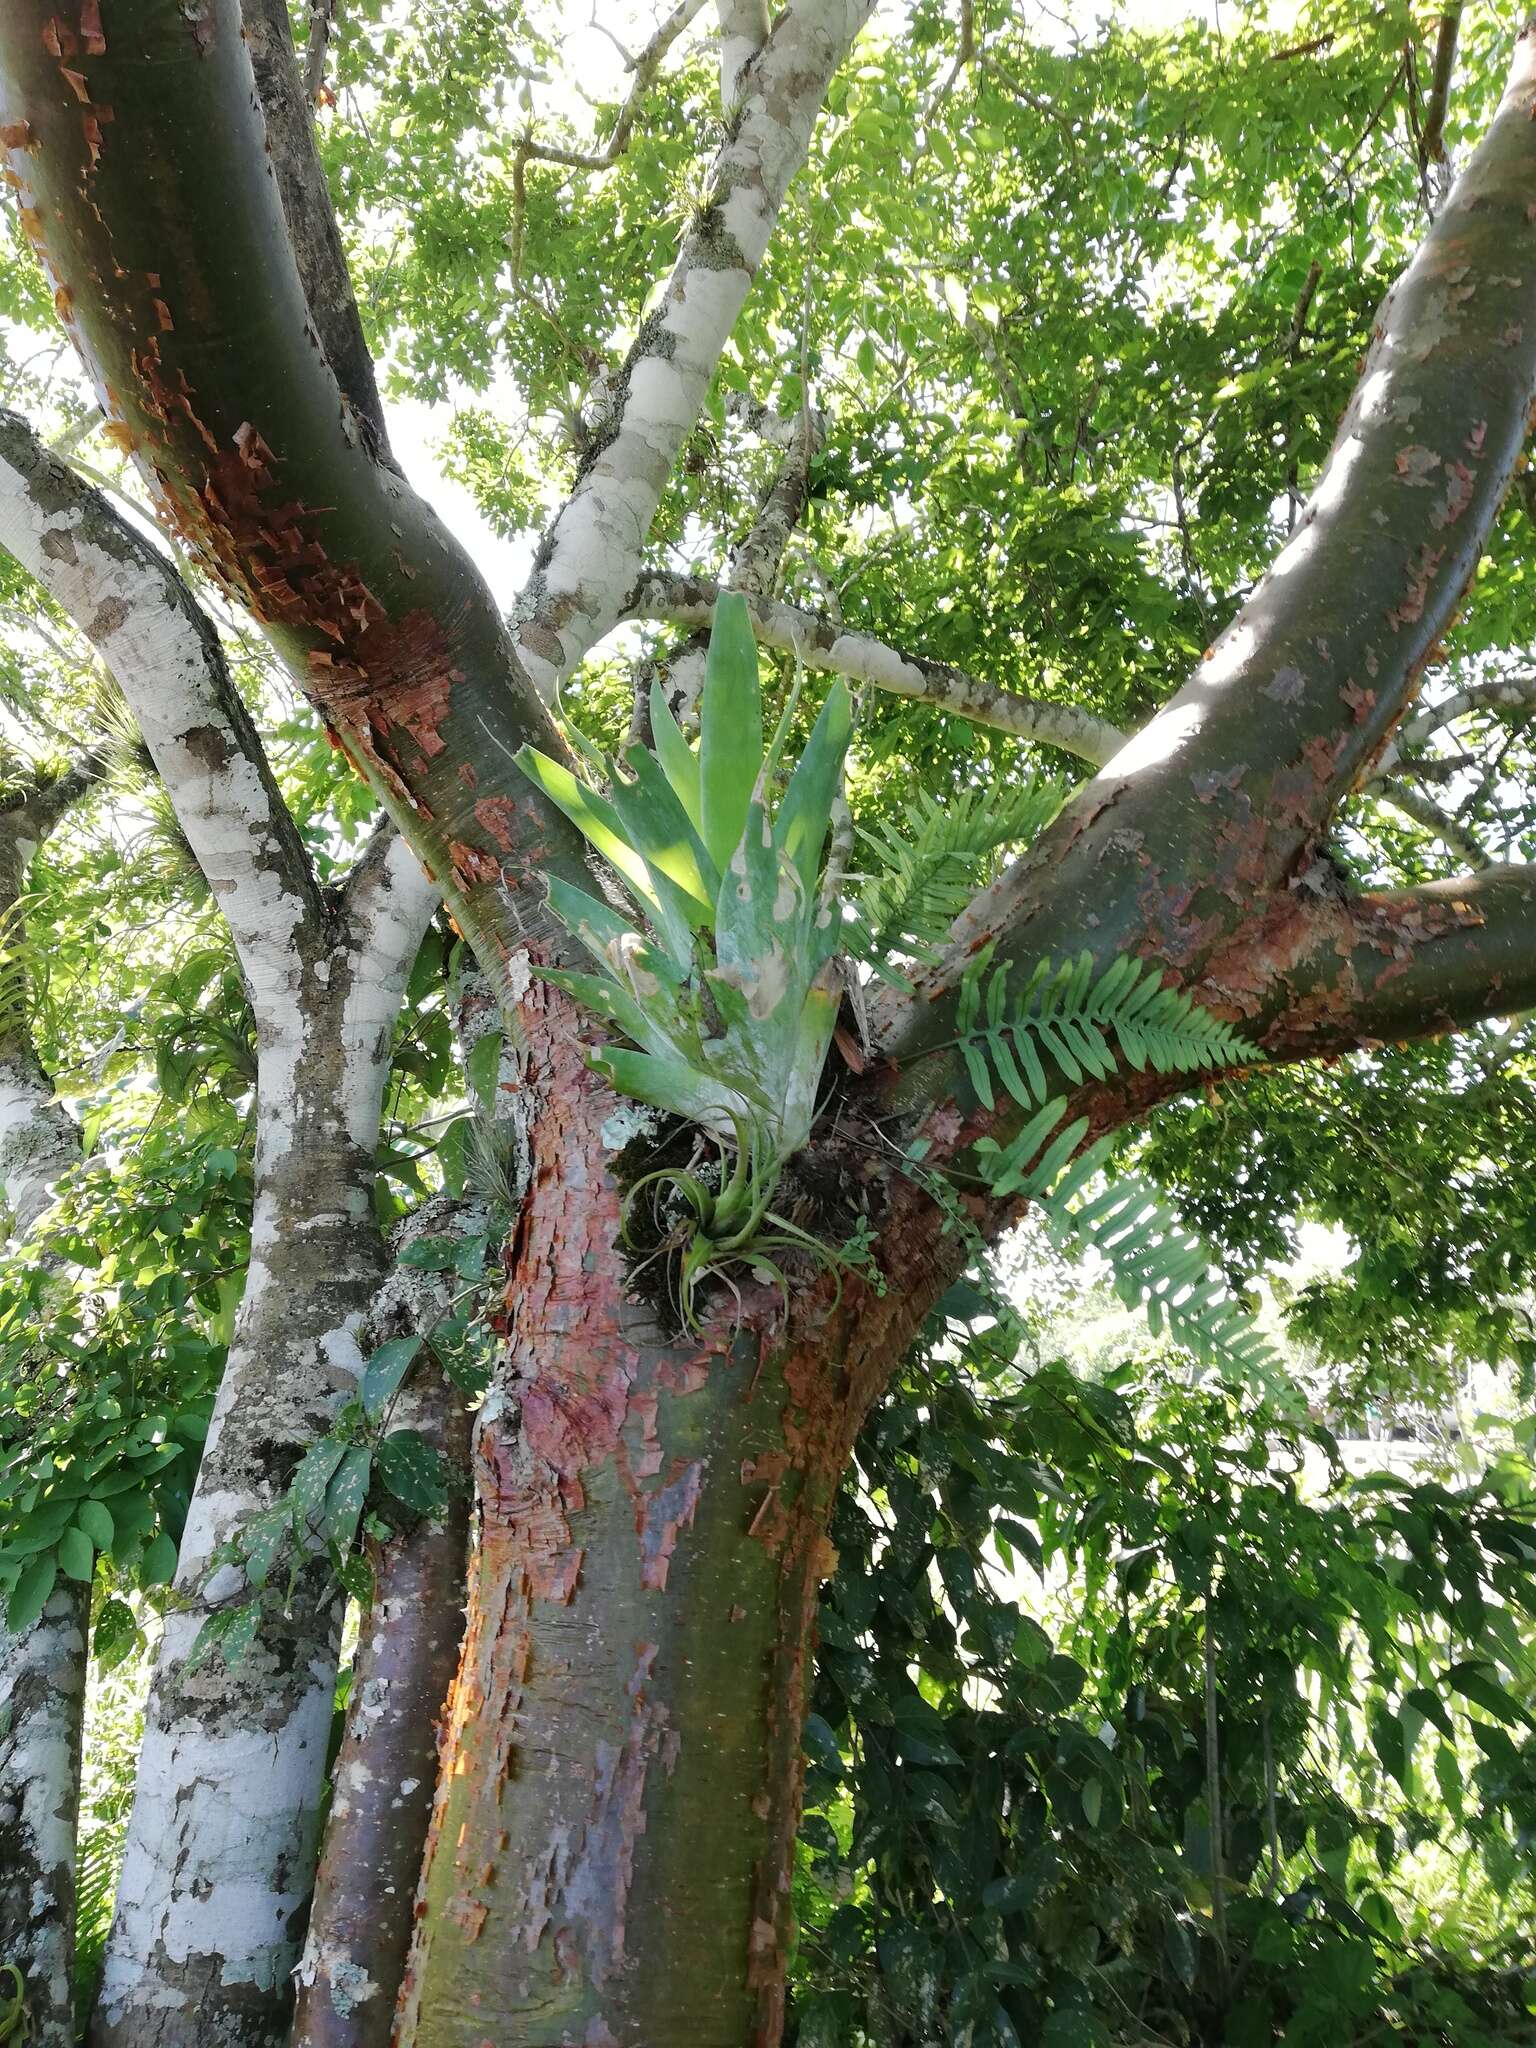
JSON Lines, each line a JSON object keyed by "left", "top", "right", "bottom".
{"left": 0, "top": 769, "right": 97, "bottom": 2045}
{"left": 292, "top": 1201, "right": 483, "bottom": 2048}
{"left": 0, "top": 1580, "right": 89, "bottom": 2048}
{"left": 94, "top": 897, "right": 426, "bottom": 2048}
{"left": 93, "top": 1120, "right": 382, "bottom": 2047}
{"left": 394, "top": 986, "right": 955, "bottom": 2048}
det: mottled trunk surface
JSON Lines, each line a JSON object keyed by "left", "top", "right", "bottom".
{"left": 94, "top": 980, "right": 395, "bottom": 2048}
{"left": 0, "top": 1043, "right": 79, "bottom": 1238}
{"left": 0, "top": 1581, "right": 88, "bottom": 2048}
{"left": 394, "top": 988, "right": 951, "bottom": 2048}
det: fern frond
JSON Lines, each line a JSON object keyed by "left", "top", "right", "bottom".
{"left": 962, "top": 1083, "right": 1281, "bottom": 1391}
{"left": 1051, "top": 1169, "right": 1283, "bottom": 1392}
{"left": 73, "top": 1813, "right": 126, "bottom": 2013}
{"left": 854, "top": 777, "right": 1067, "bottom": 966}
{"left": 951, "top": 950, "right": 1256, "bottom": 1111}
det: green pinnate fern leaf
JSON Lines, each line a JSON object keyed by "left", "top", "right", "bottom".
{"left": 854, "top": 777, "right": 1067, "bottom": 969}
{"left": 953, "top": 950, "right": 1256, "bottom": 1111}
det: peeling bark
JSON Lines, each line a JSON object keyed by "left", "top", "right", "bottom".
{"left": 0, "top": 9, "right": 585, "bottom": 1009}
{"left": 394, "top": 985, "right": 958, "bottom": 2048}
{"left": 876, "top": 22, "right": 1536, "bottom": 1095}
{"left": 1210, "top": 862, "right": 1536, "bottom": 1063}
{"left": 9, "top": 7, "right": 1536, "bottom": 2046}
{"left": 0, "top": 1581, "right": 89, "bottom": 2048}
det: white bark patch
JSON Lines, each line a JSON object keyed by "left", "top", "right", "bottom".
{"left": 96, "top": 1638, "right": 336, "bottom": 2017}
{"left": 0, "top": 1057, "right": 79, "bottom": 1236}
{"left": 0, "top": 1584, "right": 87, "bottom": 2041}
{"left": 515, "top": 0, "right": 877, "bottom": 694}
{"left": 335, "top": 834, "right": 438, "bottom": 1150}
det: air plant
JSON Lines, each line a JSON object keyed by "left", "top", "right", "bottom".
{"left": 515, "top": 593, "right": 853, "bottom": 1324}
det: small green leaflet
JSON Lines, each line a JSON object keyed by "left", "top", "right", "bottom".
{"left": 377, "top": 1429, "right": 452, "bottom": 1517}
{"left": 360, "top": 1335, "right": 423, "bottom": 1419}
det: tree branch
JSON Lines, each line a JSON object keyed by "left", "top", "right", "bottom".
{"left": 1420, "top": 5, "right": 1464, "bottom": 169}
{"left": 511, "top": 0, "right": 879, "bottom": 698}
{"left": 517, "top": 0, "right": 709, "bottom": 175}
{"left": 1201, "top": 863, "right": 1536, "bottom": 1064}
{"left": 0, "top": 409, "right": 330, "bottom": 1018}
{"left": 875, "top": 20, "right": 1536, "bottom": 1095}
{"left": 624, "top": 571, "right": 1129, "bottom": 763}
{"left": 1398, "top": 670, "right": 1536, "bottom": 747}
{"left": 304, "top": 0, "right": 336, "bottom": 106}
{"left": 718, "top": 0, "right": 772, "bottom": 109}
{"left": 240, "top": 0, "right": 391, "bottom": 456}
{"left": 333, "top": 823, "right": 442, "bottom": 1146}
{"left": 1371, "top": 775, "right": 1492, "bottom": 868}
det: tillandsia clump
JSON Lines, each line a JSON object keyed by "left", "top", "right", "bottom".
{"left": 516, "top": 593, "right": 853, "bottom": 1323}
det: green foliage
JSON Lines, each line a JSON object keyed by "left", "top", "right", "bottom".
{"left": 791, "top": 1320, "right": 1536, "bottom": 2047}
{"left": 853, "top": 778, "right": 1068, "bottom": 969}
{"left": 913, "top": 948, "right": 1274, "bottom": 1386}
{"left": 195, "top": 1218, "right": 499, "bottom": 1664}
{"left": 0, "top": 1128, "right": 245, "bottom": 1624}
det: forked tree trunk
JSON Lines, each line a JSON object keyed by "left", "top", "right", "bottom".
{"left": 394, "top": 986, "right": 955, "bottom": 2048}
{"left": 96, "top": 842, "right": 433, "bottom": 2048}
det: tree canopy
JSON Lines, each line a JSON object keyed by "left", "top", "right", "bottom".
{"left": 1, "top": 1, "right": 1536, "bottom": 2044}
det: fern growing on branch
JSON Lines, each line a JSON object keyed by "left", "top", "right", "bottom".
{"left": 946, "top": 947, "right": 1257, "bottom": 1113}
{"left": 1050, "top": 1171, "right": 1282, "bottom": 1390}
{"left": 853, "top": 777, "right": 1067, "bottom": 968}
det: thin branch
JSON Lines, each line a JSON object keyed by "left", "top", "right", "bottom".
{"left": 1399, "top": 672, "right": 1536, "bottom": 748}
{"left": 304, "top": 0, "right": 337, "bottom": 105}
{"left": 927, "top": 0, "right": 976, "bottom": 116}
{"left": 624, "top": 572, "right": 1129, "bottom": 764}
{"left": 514, "top": 0, "right": 708, "bottom": 177}
{"left": 1283, "top": 259, "right": 1323, "bottom": 530}
{"left": 241, "top": 0, "right": 391, "bottom": 456}
{"left": 1372, "top": 776, "right": 1492, "bottom": 868}
{"left": 511, "top": 0, "right": 880, "bottom": 698}
{"left": 1420, "top": 6, "right": 1464, "bottom": 168}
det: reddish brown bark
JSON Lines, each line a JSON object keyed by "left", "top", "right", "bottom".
{"left": 392, "top": 985, "right": 961, "bottom": 2048}
{"left": 292, "top": 1363, "right": 471, "bottom": 2048}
